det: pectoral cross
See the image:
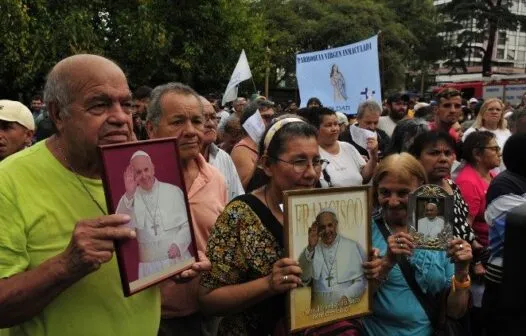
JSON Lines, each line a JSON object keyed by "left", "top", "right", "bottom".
{"left": 326, "top": 275, "right": 334, "bottom": 287}
{"left": 151, "top": 221, "right": 160, "bottom": 236}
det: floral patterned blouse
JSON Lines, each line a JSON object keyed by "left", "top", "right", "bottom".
{"left": 201, "top": 194, "right": 285, "bottom": 336}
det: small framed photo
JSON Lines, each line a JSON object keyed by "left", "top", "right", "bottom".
{"left": 284, "top": 186, "right": 373, "bottom": 333}
{"left": 99, "top": 138, "right": 197, "bottom": 296}
{"left": 408, "top": 184, "right": 454, "bottom": 250}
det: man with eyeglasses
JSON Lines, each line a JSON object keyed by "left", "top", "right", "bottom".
{"left": 199, "top": 96, "right": 244, "bottom": 201}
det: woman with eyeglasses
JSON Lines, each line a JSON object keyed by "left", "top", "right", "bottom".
{"left": 408, "top": 131, "right": 476, "bottom": 246}
{"left": 462, "top": 98, "right": 510, "bottom": 172}
{"left": 198, "top": 116, "right": 324, "bottom": 335}
{"left": 300, "top": 107, "right": 377, "bottom": 187}
{"left": 456, "top": 131, "right": 500, "bottom": 256}
{"left": 455, "top": 131, "right": 501, "bottom": 336}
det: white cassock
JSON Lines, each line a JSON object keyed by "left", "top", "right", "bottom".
{"left": 299, "top": 235, "right": 366, "bottom": 308}
{"left": 116, "top": 179, "right": 192, "bottom": 279}
{"left": 417, "top": 216, "right": 445, "bottom": 239}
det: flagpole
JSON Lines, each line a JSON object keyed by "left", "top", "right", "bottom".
{"left": 251, "top": 77, "right": 258, "bottom": 95}
{"left": 378, "top": 30, "right": 385, "bottom": 99}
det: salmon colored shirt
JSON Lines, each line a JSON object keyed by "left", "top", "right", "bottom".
{"left": 160, "top": 154, "right": 227, "bottom": 318}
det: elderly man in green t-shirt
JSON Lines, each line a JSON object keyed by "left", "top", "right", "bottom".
{"left": 0, "top": 54, "right": 210, "bottom": 336}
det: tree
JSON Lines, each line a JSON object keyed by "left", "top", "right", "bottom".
{"left": 0, "top": 0, "right": 265, "bottom": 99}
{"left": 439, "top": 0, "right": 526, "bottom": 76}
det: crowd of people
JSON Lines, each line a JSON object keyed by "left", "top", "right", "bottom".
{"left": 1, "top": 53, "right": 526, "bottom": 336}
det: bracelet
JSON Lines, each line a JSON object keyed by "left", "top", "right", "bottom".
{"left": 451, "top": 274, "right": 471, "bottom": 292}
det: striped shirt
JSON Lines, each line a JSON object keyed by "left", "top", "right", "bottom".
{"left": 484, "top": 170, "right": 526, "bottom": 284}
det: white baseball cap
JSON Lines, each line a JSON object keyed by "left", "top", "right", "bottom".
{"left": 468, "top": 98, "right": 478, "bottom": 104}
{"left": 414, "top": 102, "right": 430, "bottom": 112}
{"left": 0, "top": 100, "right": 35, "bottom": 131}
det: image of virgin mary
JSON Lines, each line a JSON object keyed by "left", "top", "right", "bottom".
{"left": 330, "top": 64, "right": 348, "bottom": 102}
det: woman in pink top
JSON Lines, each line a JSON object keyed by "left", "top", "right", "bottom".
{"left": 456, "top": 131, "right": 501, "bottom": 249}
{"left": 455, "top": 131, "right": 501, "bottom": 336}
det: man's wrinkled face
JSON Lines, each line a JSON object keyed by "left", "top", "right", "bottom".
{"left": 357, "top": 110, "right": 379, "bottom": 132}
{"left": 233, "top": 98, "right": 247, "bottom": 114}
{"left": 202, "top": 99, "right": 218, "bottom": 146}
{"left": 317, "top": 212, "right": 338, "bottom": 246}
{"left": 56, "top": 64, "right": 134, "bottom": 160}
{"left": 148, "top": 93, "right": 204, "bottom": 162}
{"left": 0, "top": 120, "right": 33, "bottom": 161}
{"left": 131, "top": 155, "right": 155, "bottom": 191}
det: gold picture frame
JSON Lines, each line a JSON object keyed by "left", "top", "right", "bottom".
{"left": 283, "top": 186, "right": 373, "bottom": 333}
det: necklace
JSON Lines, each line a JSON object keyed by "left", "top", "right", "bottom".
{"left": 264, "top": 185, "right": 283, "bottom": 215}
{"left": 58, "top": 144, "right": 107, "bottom": 215}
{"left": 139, "top": 183, "right": 161, "bottom": 235}
{"left": 320, "top": 236, "right": 340, "bottom": 287}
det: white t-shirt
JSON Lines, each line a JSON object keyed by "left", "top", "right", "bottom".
{"left": 378, "top": 116, "right": 398, "bottom": 137}
{"left": 462, "top": 126, "right": 511, "bottom": 149}
{"left": 319, "top": 141, "right": 366, "bottom": 187}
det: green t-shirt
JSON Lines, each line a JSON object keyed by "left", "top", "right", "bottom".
{"left": 0, "top": 141, "right": 160, "bottom": 335}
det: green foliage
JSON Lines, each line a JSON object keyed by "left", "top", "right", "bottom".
{"left": 0, "top": 0, "right": 440, "bottom": 100}
{"left": 258, "top": 0, "right": 441, "bottom": 93}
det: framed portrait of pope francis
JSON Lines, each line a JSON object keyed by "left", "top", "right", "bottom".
{"left": 408, "top": 184, "right": 453, "bottom": 250}
{"left": 284, "top": 186, "right": 373, "bottom": 332}
{"left": 99, "top": 138, "right": 197, "bottom": 296}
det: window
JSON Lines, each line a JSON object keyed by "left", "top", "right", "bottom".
{"left": 518, "top": 50, "right": 526, "bottom": 61}
{"left": 497, "top": 48, "right": 505, "bottom": 59}
{"left": 509, "top": 34, "right": 517, "bottom": 47}
{"left": 507, "top": 49, "right": 516, "bottom": 60}
{"left": 519, "top": 35, "right": 526, "bottom": 47}
{"left": 511, "top": 0, "right": 519, "bottom": 13}
{"left": 498, "top": 31, "right": 507, "bottom": 45}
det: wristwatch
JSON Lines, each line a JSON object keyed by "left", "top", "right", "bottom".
{"left": 451, "top": 274, "right": 471, "bottom": 292}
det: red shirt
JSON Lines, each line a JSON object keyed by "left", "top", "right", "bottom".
{"left": 428, "top": 121, "right": 460, "bottom": 142}
{"left": 455, "top": 164, "right": 494, "bottom": 246}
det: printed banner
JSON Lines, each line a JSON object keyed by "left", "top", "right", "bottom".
{"left": 296, "top": 35, "right": 381, "bottom": 115}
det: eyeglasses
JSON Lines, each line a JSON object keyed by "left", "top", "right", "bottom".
{"left": 481, "top": 146, "right": 500, "bottom": 152}
{"left": 272, "top": 157, "right": 329, "bottom": 173}
{"left": 261, "top": 114, "right": 276, "bottom": 121}
{"left": 203, "top": 114, "right": 220, "bottom": 123}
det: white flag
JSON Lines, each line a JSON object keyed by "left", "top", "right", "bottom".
{"left": 222, "top": 50, "right": 252, "bottom": 106}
